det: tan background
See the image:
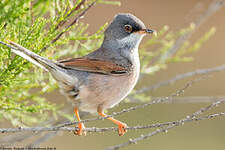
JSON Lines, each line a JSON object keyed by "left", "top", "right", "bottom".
{"left": 45, "top": 0, "right": 225, "bottom": 149}
{"left": 3, "top": 0, "right": 225, "bottom": 150}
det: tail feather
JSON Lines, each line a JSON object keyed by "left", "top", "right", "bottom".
{"left": 1, "top": 40, "right": 77, "bottom": 86}
{"left": 8, "top": 40, "right": 57, "bottom": 71}
{"left": 10, "top": 48, "right": 48, "bottom": 71}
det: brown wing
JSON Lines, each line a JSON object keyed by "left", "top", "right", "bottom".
{"left": 59, "top": 58, "right": 128, "bottom": 75}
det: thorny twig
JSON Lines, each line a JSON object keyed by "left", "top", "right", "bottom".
{"left": 0, "top": 112, "right": 224, "bottom": 134}
{"left": 1, "top": 98, "right": 223, "bottom": 135}
{"left": 24, "top": 95, "right": 225, "bottom": 147}
{"left": 105, "top": 99, "right": 225, "bottom": 150}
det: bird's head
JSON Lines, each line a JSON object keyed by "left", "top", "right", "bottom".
{"left": 103, "top": 13, "right": 155, "bottom": 50}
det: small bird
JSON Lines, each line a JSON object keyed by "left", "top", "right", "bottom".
{"left": 2, "top": 13, "right": 155, "bottom": 136}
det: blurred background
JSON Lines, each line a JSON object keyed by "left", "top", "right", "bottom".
{"left": 41, "top": 0, "right": 225, "bottom": 149}
{"left": 1, "top": 0, "right": 225, "bottom": 149}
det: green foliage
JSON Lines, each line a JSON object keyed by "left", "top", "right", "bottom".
{"left": 139, "top": 24, "right": 215, "bottom": 74}
{"left": 0, "top": 0, "right": 215, "bottom": 126}
{"left": 0, "top": 0, "right": 115, "bottom": 126}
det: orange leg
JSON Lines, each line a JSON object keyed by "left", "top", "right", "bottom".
{"left": 74, "top": 107, "right": 86, "bottom": 136}
{"left": 98, "top": 108, "right": 127, "bottom": 136}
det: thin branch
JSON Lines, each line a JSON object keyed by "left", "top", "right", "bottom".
{"left": 0, "top": 112, "right": 224, "bottom": 134}
{"left": 106, "top": 113, "right": 225, "bottom": 150}
{"left": 0, "top": 41, "right": 21, "bottom": 51}
{"left": 40, "top": 0, "right": 97, "bottom": 52}
{"left": 55, "top": 0, "right": 87, "bottom": 30}
{"left": 190, "top": 98, "right": 225, "bottom": 117}
{"left": 134, "top": 64, "right": 225, "bottom": 94}
{"left": 0, "top": 106, "right": 73, "bottom": 145}
{"left": 128, "top": 96, "right": 225, "bottom": 103}
{"left": 105, "top": 99, "right": 225, "bottom": 150}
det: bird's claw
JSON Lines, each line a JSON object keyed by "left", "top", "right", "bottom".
{"left": 74, "top": 123, "right": 86, "bottom": 136}
{"left": 118, "top": 122, "right": 127, "bottom": 136}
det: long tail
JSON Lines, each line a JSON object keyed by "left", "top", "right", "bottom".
{"left": 0, "top": 40, "right": 76, "bottom": 85}
{"left": 7, "top": 40, "right": 59, "bottom": 71}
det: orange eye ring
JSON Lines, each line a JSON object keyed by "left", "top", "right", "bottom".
{"left": 124, "top": 25, "right": 132, "bottom": 33}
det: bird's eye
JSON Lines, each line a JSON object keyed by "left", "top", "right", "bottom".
{"left": 124, "top": 25, "right": 132, "bottom": 33}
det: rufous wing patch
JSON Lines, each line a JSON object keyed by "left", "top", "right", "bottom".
{"left": 60, "top": 58, "right": 128, "bottom": 75}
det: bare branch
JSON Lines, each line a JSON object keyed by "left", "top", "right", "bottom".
{"left": 128, "top": 96, "right": 225, "bottom": 103}
{"left": 134, "top": 65, "right": 225, "bottom": 94}
{"left": 0, "top": 106, "right": 73, "bottom": 145}
{"left": 167, "top": 96, "right": 225, "bottom": 103}
{"left": 0, "top": 112, "right": 224, "bottom": 134}
{"left": 106, "top": 113, "right": 225, "bottom": 150}
{"left": 105, "top": 99, "right": 225, "bottom": 150}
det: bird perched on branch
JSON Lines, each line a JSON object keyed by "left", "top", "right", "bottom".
{"left": 1, "top": 13, "right": 155, "bottom": 136}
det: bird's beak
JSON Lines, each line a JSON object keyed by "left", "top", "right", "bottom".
{"left": 137, "top": 29, "right": 157, "bottom": 36}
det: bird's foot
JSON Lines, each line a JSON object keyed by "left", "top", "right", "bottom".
{"left": 118, "top": 122, "right": 127, "bottom": 136}
{"left": 74, "top": 123, "right": 86, "bottom": 136}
